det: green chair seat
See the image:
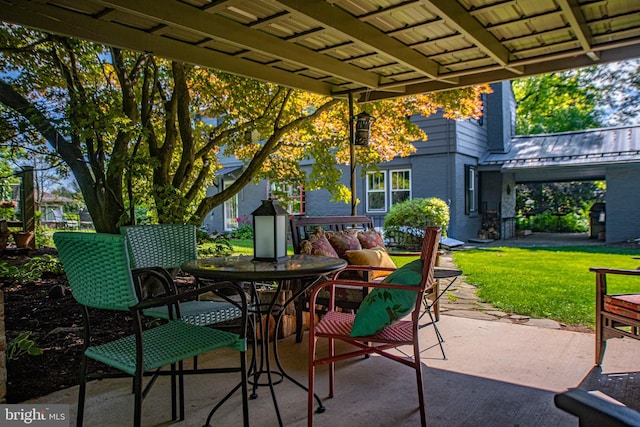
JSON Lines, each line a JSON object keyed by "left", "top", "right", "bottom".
{"left": 86, "top": 320, "right": 245, "bottom": 375}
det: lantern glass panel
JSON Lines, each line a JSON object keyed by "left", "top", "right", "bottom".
{"left": 254, "top": 216, "right": 276, "bottom": 259}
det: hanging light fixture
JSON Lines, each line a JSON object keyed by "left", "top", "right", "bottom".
{"left": 251, "top": 199, "right": 289, "bottom": 262}
{"left": 354, "top": 111, "right": 373, "bottom": 146}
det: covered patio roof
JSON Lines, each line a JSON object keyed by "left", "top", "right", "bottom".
{"left": 1, "top": 0, "right": 640, "bottom": 101}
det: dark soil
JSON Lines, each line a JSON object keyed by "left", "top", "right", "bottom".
{"left": 1, "top": 247, "right": 196, "bottom": 403}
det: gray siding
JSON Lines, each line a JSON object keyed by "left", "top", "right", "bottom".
{"left": 486, "top": 80, "right": 516, "bottom": 152}
{"left": 605, "top": 165, "right": 640, "bottom": 244}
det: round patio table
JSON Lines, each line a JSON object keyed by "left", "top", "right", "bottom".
{"left": 182, "top": 254, "right": 347, "bottom": 427}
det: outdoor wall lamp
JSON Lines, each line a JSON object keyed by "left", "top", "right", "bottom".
{"left": 354, "top": 111, "right": 373, "bottom": 146}
{"left": 251, "top": 199, "right": 289, "bottom": 262}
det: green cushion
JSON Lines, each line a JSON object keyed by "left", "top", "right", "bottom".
{"left": 350, "top": 259, "right": 423, "bottom": 337}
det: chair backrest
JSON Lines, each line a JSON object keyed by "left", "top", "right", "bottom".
{"left": 54, "top": 232, "right": 139, "bottom": 310}
{"left": 417, "top": 226, "right": 442, "bottom": 294}
{"left": 290, "top": 215, "right": 375, "bottom": 254}
{"left": 120, "top": 224, "right": 197, "bottom": 270}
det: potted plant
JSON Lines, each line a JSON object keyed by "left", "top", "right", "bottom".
{"left": 12, "top": 230, "right": 34, "bottom": 249}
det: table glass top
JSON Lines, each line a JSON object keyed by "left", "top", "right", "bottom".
{"left": 182, "top": 254, "right": 347, "bottom": 281}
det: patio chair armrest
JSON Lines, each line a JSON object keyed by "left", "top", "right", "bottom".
{"left": 333, "top": 265, "right": 397, "bottom": 280}
{"left": 136, "top": 281, "right": 247, "bottom": 311}
{"left": 131, "top": 267, "right": 178, "bottom": 295}
{"left": 590, "top": 267, "right": 640, "bottom": 276}
{"left": 554, "top": 388, "right": 640, "bottom": 426}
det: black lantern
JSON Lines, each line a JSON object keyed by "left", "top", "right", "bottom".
{"left": 354, "top": 111, "right": 373, "bottom": 146}
{"left": 251, "top": 199, "right": 289, "bottom": 262}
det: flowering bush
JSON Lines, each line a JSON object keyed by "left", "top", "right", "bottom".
{"left": 230, "top": 214, "right": 253, "bottom": 239}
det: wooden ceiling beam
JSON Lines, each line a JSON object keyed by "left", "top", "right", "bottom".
{"left": 420, "top": 0, "right": 523, "bottom": 74}
{"left": 0, "top": 0, "right": 338, "bottom": 96}
{"left": 93, "top": 0, "right": 381, "bottom": 88}
{"left": 273, "top": 0, "right": 458, "bottom": 84}
{"left": 556, "top": 0, "right": 599, "bottom": 60}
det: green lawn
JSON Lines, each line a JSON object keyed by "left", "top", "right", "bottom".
{"left": 452, "top": 246, "right": 640, "bottom": 328}
{"left": 225, "top": 240, "right": 640, "bottom": 328}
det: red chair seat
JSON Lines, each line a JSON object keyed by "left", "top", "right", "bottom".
{"left": 604, "top": 294, "right": 640, "bottom": 320}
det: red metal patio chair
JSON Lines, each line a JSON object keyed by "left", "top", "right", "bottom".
{"left": 307, "top": 226, "right": 441, "bottom": 427}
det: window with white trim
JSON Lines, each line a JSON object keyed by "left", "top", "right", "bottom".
{"left": 268, "top": 182, "right": 305, "bottom": 215}
{"left": 366, "top": 169, "right": 412, "bottom": 213}
{"left": 465, "top": 165, "right": 478, "bottom": 214}
{"left": 390, "top": 169, "right": 411, "bottom": 205}
{"left": 366, "top": 171, "right": 387, "bottom": 212}
{"left": 223, "top": 179, "right": 238, "bottom": 231}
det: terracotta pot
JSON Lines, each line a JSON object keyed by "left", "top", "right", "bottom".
{"left": 12, "top": 231, "right": 34, "bottom": 249}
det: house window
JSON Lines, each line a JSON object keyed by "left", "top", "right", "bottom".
{"left": 223, "top": 179, "right": 238, "bottom": 231}
{"left": 366, "top": 169, "right": 412, "bottom": 213}
{"left": 366, "top": 171, "right": 387, "bottom": 212}
{"left": 390, "top": 170, "right": 411, "bottom": 205}
{"left": 465, "top": 165, "right": 478, "bottom": 215}
{"left": 268, "top": 182, "right": 305, "bottom": 215}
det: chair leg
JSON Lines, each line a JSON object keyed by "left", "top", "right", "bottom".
{"left": 328, "top": 337, "right": 335, "bottom": 398}
{"left": 134, "top": 369, "right": 143, "bottom": 427}
{"left": 170, "top": 363, "right": 177, "bottom": 420}
{"left": 596, "top": 333, "right": 607, "bottom": 366}
{"left": 240, "top": 351, "right": 249, "bottom": 427}
{"left": 308, "top": 332, "right": 317, "bottom": 427}
{"left": 413, "top": 340, "right": 426, "bottom": 427}
{"left": 178, "top": 361, "right": 185, "bottom": 421}
{"left": 76, "top": 357, "right": 88, "bottom": 427}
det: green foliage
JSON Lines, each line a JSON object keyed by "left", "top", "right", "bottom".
{"left": 7, "top": 331, "right": 43, "bottom": 360}
{"left": 453, "top": 246, "right": 640, "bottom": 327}
{"left": 383, "top": 197, "right": 449, "bottom": 249}
{"left": 517, "top": 211, "right": 588, "bottom": 233}
{"left": 228, "top": 214, "right": 253, "bottom": 239}
{"left": 35, "top": 226, "right": 54, "bottom": 248}
{"left": 0, "top": 25, "right": 489, "bottom": 232}
{"left": 197, "top": 233, "right": 233, "bottom": 257}
{"left": 0, "top": 254, "right": 64, "bottom": 284}
{"left": 516, "top": 181, "right": 604, "bottom": 232}
{"left": 513, "top": 70, "right": 601, "bottom": 134}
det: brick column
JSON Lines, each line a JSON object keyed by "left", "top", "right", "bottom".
{"left": 0, "top": 290, "right": 6, "bottom": 402}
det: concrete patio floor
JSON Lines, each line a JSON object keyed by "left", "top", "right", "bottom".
{"left": 29, "top": 314, "right": 640, "bottom": 426}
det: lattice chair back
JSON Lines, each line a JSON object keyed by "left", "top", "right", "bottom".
{"left": 54, "top": 232, "right": 138, "bottom": 310}
{"left": 120, "top": 224, "right": 197, "bottom": 270}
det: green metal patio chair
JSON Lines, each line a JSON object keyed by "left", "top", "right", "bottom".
{"left": 120, "top": 224, "right": 243, "bottom": 326}
{"left": 54, "top": 232, "right": 249, "bottom": 427}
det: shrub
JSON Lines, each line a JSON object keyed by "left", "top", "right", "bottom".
{"left": 197, "top": 233, "right": 234, "bottom": 257}
{"left": 516, "top": 211, "right": 588, "bottom": 233}
{"left": 229, "top": 214, "right": 253, "bottom": 239}
{"left": 383, "top": 198, "right": 449, "bottom": 249}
